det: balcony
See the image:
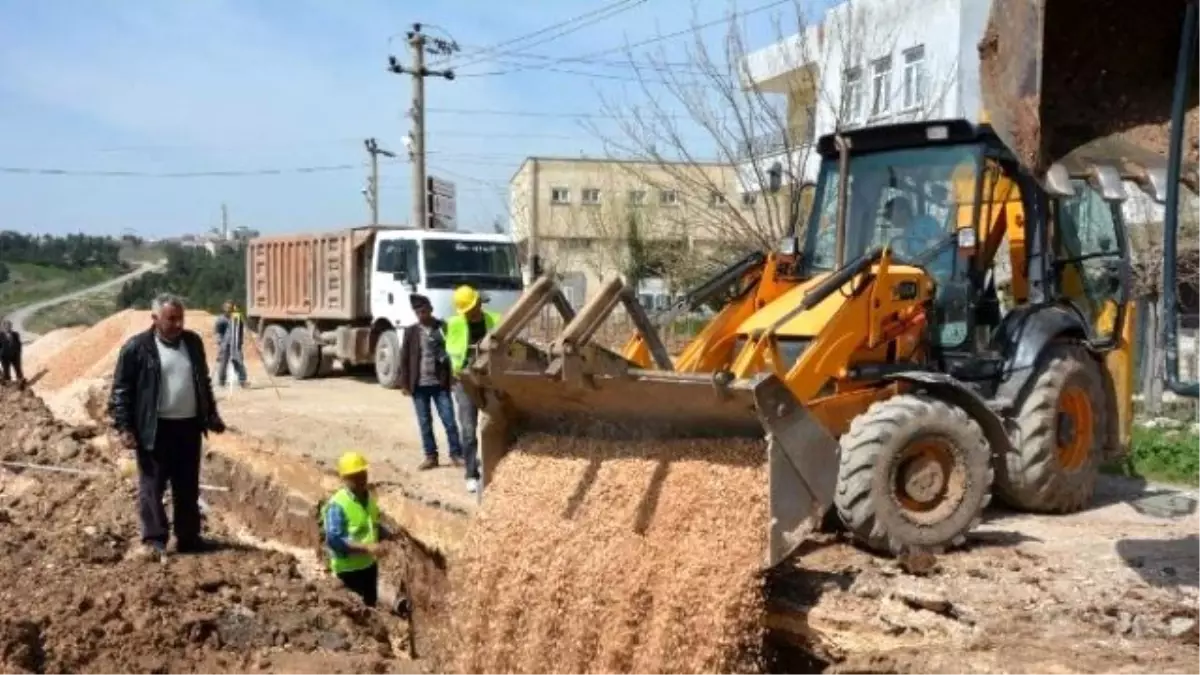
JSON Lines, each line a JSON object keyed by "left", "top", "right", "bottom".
{"left": 736, "top": 144, "right": 821, "bottom": 195}
{"left": 741, "top": 26, "right": 820, "bottom": 93}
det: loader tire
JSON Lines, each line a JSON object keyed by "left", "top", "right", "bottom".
{"left": 995, "top": 343, "right": 1104, "bottom": 513}
{"left": 835, "top": 394, "right": 993, "bottom": 554}
{"left": 375, "top": 329, "right": 403, "bottom": 389}
{"left": 286, "top": 327, "right": 321, "bottom": 380}
{"left": 261, "top": 324, "right": 290, "bottom": 377}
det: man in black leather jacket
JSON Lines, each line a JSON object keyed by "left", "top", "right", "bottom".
{"left": 0, "top": 318, "right": 24, "bottom": 387}
{"left": 108, "top": 293, "right": 227, "bottom": 559}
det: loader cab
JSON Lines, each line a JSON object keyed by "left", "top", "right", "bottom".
{"left": 371, "top": 230, "right": 524, "bottom": 327}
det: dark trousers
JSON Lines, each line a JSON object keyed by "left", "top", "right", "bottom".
{"left": 0, "top": 356, "right": 22, "bottom": 383}
{"left": 453, "top": 382, "right": 480, "bottom": 480}
{"left": 216, "top": 347, "right": 247, "bottom": 385}
{"left": 337, "top": 563, "right": 379, "bottom": 607}
{"left": 136, "top": 417, "right": 203, "bottom": 546}
{"left": 412, "top": 384, "right": 462, "bottom": 459}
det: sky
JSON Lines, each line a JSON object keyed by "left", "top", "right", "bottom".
{"left": 0, "top": 0, "right": 833, "bottom": 238}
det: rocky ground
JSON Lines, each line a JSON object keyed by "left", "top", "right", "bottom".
{"left": 0, "top": 384, "right": 416, "bottom": 674}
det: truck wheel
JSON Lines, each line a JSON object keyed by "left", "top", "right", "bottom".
{"left": 261, "top": 324, "right": 290, "bottom": 376}
{"left": 835, "top": 394, "right": 993, "bottom": 555}
{"left": 375, "top": 329, "right": 403, "bottom": 389}
{"left": 285, "top": 327, "right": 321, "bottom": 380}
{"left": 995, "top": 343, "right": 1104, "bottom": 513}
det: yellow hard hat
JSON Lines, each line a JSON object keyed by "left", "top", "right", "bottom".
{"left": 453, "top": 285, "right": 481, "bottom": 314}
{"left": 336, "top": 451, "right": 369, "bottom": 477}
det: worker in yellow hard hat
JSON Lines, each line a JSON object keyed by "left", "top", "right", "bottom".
{"left": 445, "top": 285, "right": 502, "bottom": 494}
{"left": 320, "top": 451, "right": 388, "bottom": 606}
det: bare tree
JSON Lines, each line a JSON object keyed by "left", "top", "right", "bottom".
{"left": 585, "top": 0, "right": 961, "bottom": 284}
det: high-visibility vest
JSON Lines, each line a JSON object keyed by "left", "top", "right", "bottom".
{"left": 320, "top": 488, "right": 380, "bottom": 574}
{"left": 445, "top": 311, "right": 500, "bottom": 374}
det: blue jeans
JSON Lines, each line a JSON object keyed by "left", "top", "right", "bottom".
{"left": 412, "top": 385, "right": 462, "bottom": 459}
{"left": 452, "top": 382, "right": 480, "bottom": 480}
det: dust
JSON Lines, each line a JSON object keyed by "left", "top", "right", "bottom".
{"left": 446, "top": 434, "right": 768, "bottom": 674}
{"left": 0, "top": 385, "right": 410, "bottom": 674}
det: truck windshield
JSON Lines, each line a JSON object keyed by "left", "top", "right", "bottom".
{"left": 423, "top": 239, "right": 523, "bottom": 291}
{"left": 801, "top": 143, "right": 981, "bottom": 274}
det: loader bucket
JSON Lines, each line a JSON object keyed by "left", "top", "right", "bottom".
{"left": 979, "top": 0, "right": 1198, "bottom": 185}
{"left": 462, "top": 277, "right": 840, "bottom": 568}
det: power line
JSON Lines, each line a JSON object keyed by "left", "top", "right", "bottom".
{"left": 0, "top": 163, "right": 366, "bottom": 178}
{"left": 450, "top": 0, "right": 647, "bottom": 71}
{"left": 456, "top": 0, "right": 790, "bottom": 79}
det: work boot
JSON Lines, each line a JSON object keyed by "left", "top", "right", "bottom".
{"left": 136, "top": 541, "right": 168, "bottom": 564}
{"left": 176, "top": 538, "right": 218, "bottom": 554}
{"left": 417, "top": 457, "right": 438, "bottom": 471}
{"left": 449, "top": 455, "right": 465, "bottom": 468}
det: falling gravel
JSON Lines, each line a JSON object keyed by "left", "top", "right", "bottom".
{"left": 446, "top": 433, "right": 769, "bottom": 674}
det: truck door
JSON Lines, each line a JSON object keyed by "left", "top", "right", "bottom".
{"left": 1052, "top": 181, "right": 1129, "bottom": 346}
{"left": 373, "top": 237, "right": 421, "bottom": 326}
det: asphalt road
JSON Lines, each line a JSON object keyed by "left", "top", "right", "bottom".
{"left": 7, "top": 260, "right": 164, "bottom": 342}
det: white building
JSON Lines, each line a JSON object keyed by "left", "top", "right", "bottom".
{"left": 738, "top": 0, "right": 993, "bottom": 193}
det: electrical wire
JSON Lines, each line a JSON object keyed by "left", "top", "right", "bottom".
{"left": 0, "top": 163, "right": 366, "bottom": 178}
{"left": 455, "top": 0, "right": 790, "bottom": 78}
{"left": 449, "top": 0, "right": 647, "bottom": 71}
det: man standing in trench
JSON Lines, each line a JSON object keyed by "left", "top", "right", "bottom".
{"left": 108, "top": 293, "right": 227, "bottom": 560}
{"left": 446, "top": 285, "right": 501, "bottom": 494}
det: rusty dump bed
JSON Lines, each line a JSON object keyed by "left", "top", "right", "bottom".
{"left": 245, "top": 228, "right": 378, "bottom": 322}
{"left": 980, "top": 0, "right": 1198, "bottom": 185}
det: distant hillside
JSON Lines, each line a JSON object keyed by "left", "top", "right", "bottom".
{"left": 0, "top": 231, "right": 130, "bottom": 314}
{"left": 117, "top": 242, "right": 245, "bottom": 314}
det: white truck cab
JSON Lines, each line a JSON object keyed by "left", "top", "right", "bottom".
{"left": 370, "top": 229, "right": 524, "bottom": 329}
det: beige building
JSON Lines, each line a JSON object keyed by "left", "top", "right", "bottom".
{"left": 509, "top": 156, "right": 769, "bottom": 304}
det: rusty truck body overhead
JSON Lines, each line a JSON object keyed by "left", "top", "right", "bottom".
{"left": 245, "top": 225, "right": 523, "bottom": 388}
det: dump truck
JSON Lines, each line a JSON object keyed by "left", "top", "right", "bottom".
{"left": 461, "top": 0, "right": 1199, "bottom": 568}
{"left": 244, "top": 226, "right": 524, "bottom": 388}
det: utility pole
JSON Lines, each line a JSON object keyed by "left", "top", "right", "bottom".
{"left": 363, "top": 138, "right": 396, "bottom": 226}
{"left": 388, "top": 23, "right": 458, "bottom": 229}
{"left": 220, "top": 203, "right": 229, "bottom": 241}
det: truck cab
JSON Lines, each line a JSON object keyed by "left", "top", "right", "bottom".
{"left": 370, "top": 229, "right": 524, "bottom": 330}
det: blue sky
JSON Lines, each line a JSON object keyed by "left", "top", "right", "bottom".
{"left": 0, "top": 0, "right": 828, "bottom": 238}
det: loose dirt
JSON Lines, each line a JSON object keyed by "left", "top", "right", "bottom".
{"left": 447, "top": 435, "right": 769, "bottom": 674}
{"left": 0, "top": 384, "right": 415, "bottom": 674}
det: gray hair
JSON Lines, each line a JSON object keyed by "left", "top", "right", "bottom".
{"left": 150, "top": 293, "right": 186, "bottom": 316}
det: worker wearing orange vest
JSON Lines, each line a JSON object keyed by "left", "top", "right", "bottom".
{"left": 445, "top": 285, "right": 500, "bottom": 494}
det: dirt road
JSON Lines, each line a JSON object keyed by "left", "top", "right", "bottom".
{"left": 7, "top": 260, "right": 164, "bottom": 341}
{"left": 216, "top": 359, "right": 477, "bottom": 515}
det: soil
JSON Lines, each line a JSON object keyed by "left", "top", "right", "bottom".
{"left": 979, "top": 0, "right": 1199, "bottom": 184}
{"left": 14, "top": 318, "right": 1200, "bottom": 674}
{"left": 446, "top": 435, "right": 769, "bottom": 674}
{"left": 0, "top": 384, "right": 414, "bottom": 674}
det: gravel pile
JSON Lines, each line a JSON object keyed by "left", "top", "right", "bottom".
{"left": 446, "top": 433, "right": 768, "bottom": 674}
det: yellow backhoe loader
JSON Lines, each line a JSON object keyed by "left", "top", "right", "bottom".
{"left": 463, "top": 0, "right": 1199, "bottom": 565}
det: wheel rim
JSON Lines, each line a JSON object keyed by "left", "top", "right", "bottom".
{"left": 891, "top": 436, "right": 965, "bottom": 524}
{"left": 376, "top": 340, "right": 393, "bottom": 376}
{"left": 264, "top": 336, "right": 278, "bottom": 360}
{"left": 1056, "top": 385, "right": 1093, "bottom": 471}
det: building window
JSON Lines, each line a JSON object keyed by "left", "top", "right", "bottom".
{"left": 841, "top": 67, "right": 863, "bottom": 124}
{"left": 741, "top": 193, "right": 757, "bottom": 207}
{"left": 709, "top": 192, "right": 728, "bottom": 207}
{"left": 659, "top": 189, "right": 678, "bottom": 206}
{"left": 581, "top": 187, "right": 601, "bottom": 205}
{"left": 550, "top": 187, "right": 570, "bottom": 205}
{"left": 871, "top": 56, "right": 892, "bottom": 117}
{"left": 628, "top": 189, "right": 647, "bottom": 206}
{"left": 903, "top": 45, "right": 926, "bottom": 110}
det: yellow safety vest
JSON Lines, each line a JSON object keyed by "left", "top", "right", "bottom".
{"left": 445, "top": 311, "right": 500, "bottom": 374}
{"left": 321, "top": 488, "right": 380, "bottom": 574}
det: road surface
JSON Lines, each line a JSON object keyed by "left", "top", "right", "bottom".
{"left": 8, "top": 260, "right": 164, "bottom": 341}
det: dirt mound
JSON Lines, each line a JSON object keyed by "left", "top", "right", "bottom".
{"left": 0, "top": 385, "right": 409, "bottom": 674}
{"left": 22, "top": 326, "right": 89, "bottom": 371}
{"left": 446, "top": 434, "right": 768, "bottom": 674}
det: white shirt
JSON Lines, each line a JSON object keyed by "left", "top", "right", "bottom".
{"left": 155, "top": 336, "right": 198, "bottom": 419}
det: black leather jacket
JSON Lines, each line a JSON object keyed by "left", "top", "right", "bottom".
{"left": 108, "top": 328, "right": 223, "bottom": 451}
